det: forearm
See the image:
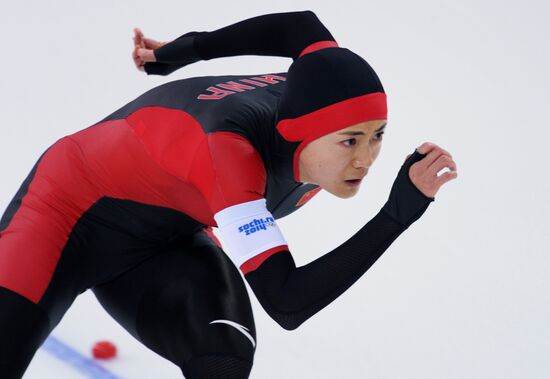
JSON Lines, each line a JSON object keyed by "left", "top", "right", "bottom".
{"left": 144, "top": 10, "right": 336, "bottom": 75}
{"left": 144, "top": 31, "right": 203, "bottom": 75}
{"left": 244, "top": 208, "right": 407, "bottom": 330}
{"left": 245, "top": 151, "right": 435, "bottom": 330}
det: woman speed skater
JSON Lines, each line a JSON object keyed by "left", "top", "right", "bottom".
{"left": 0, "top": 10, "right": 457, "bottom": 378}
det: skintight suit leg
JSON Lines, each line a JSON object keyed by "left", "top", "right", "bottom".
{"left": 92, "top": 229, "right": 256, "bottom": 379}
{"left": 0, "top": 137, "right": 256, "bottom": 378}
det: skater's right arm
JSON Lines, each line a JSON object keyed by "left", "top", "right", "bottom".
{"left": 136, "top": 10, "right": 336, "bottom": 75}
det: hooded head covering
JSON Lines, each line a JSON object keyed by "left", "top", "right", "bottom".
{"left": 275, "top": 43, "right": 388, "bottom": 182}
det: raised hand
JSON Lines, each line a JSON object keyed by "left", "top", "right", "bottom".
{"left": 406, "top": 142, "right": 458, "bottom": 198}
{"left": 132, "top": 27, "right": 166, "bottom": 71}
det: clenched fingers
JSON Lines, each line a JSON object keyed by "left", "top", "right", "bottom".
{"left": 135, "top": 48, "right": 156, "bottom": 62}
{"left": 132, "top": 45, "right": 145, "bottom": 71}
{"left": 420, "top": 147, "right": 452, "bottom": 170}
{"left": 434, "top": 170, "right": 458, "bottom": 187}
{"left": 427, "top": 154, "right": 457, "bottom": 176}
{"left": 408, "top": 142, "right": 458, "bottom": 198}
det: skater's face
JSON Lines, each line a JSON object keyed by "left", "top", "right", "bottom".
{"left": 298, "top": 119, "right": 387, "bottom": 198}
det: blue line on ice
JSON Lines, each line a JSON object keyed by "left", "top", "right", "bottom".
{"left": 42, "top": 336, "right": 122, "bottom": 379}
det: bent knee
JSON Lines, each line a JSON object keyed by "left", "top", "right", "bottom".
{"left": 135, "top": 279, "right": 257, "bottom": 373}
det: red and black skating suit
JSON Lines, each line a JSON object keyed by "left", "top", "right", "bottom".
{"left": 0, "top": 10, "right": 434, "bottom": 378}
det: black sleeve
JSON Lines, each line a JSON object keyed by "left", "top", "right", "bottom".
{"left": 143, "top": 31, "right": 205, "bottom": 76}
{"left": 244, "top": 150, "right": 435, "bottom": 330}
{"left": 144, "top": 10, "right": 336, "bottom": 76}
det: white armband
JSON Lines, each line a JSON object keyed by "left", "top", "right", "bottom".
{"left": 213, "top": 198, "right": 288, "bottom": 267}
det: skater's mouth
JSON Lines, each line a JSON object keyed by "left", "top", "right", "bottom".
{"left": 344, "top": 178, "right": 362, "bottom": 187}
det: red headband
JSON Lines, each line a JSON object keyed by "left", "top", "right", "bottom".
{"left": 276, "top": 92, "right": 387, "bottom": 142}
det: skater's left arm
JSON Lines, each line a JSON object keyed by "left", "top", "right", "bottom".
{"left": 216, "top": 149, "right": 449, "bottom": 330}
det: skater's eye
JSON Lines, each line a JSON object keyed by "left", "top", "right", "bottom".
{"left": 373, "top": 131, "right": 385, "bottom": 141}
{"left": 341, "top": 138, "right": 357, "bottom": 147}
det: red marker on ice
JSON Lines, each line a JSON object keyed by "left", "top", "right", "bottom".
{"left": 92, "top": 340, "right": 118, "bottom": 360}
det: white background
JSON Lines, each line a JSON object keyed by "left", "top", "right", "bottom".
{"left": 1, "top": 1, "right": 549, "bottom": 378}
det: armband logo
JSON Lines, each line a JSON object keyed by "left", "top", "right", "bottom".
{"left": 237, "top": 217, "right": 276, "bottom": 236}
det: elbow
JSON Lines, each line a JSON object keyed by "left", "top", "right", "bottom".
{"left": 296, "top": 10, "right": 325, "bottom": 32}
{"left": 263, "top": 295, "right": 306, "bottom": 330}
{"left": 290, "top": 10, "right": 336, "bottom": 58}
{"left": 272, "top": 314, "right": 304, "bottom": 331}
{"left": 301, "top": 10, "right": 318, "bottom": 19}
{"left": 266, "top": 304, "right": 307, "bottom": 330}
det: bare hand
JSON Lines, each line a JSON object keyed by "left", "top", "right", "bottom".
{"left": 132, "top": 27, "right": 166, "bottom": 71}
{"left": 404, "top": 142, "right": 458, "bottom": 198}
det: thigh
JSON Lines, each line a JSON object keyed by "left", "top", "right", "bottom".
{"left": 0, "top": 136, "right": 190, "bottom": 377}
{"left": 92, "top": 228, "right": 256, "bottom": 375}
{"left": 0, "top": 138, "right": 94, "bottom": 376}
{"left": 0, "top": 136, "right": 110, "bottom": 323}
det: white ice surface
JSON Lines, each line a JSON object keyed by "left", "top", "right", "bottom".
{"left": 1, "top": 0, "right": 549, "bottom": 378}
